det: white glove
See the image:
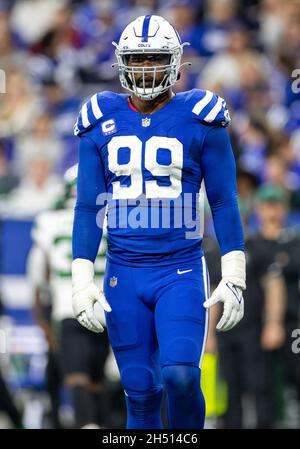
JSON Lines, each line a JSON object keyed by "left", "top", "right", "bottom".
{"left": 204, "top": 250, "right": 246, "bottom": 332}
{"left": 72, "top": 258, "right": 111, "bottom": 333}
{"left": 204, "top": 280, "right": 244, "bottom": 331}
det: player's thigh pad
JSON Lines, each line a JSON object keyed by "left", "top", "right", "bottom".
{"left": 155, "top": 277, "right": 208, "bottom": 367}
{"left": 104, "top": 262, "right": 140, "bottom": 350}
{"left": 104, "top": 262, "right": 162, "bottom": 393}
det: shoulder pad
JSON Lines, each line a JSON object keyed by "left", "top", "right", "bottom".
{"left": 74, "top": 91, "right": 117, "bottom": 137}
{"left": 190, "top": 89, "right": 231, "bottom": 127}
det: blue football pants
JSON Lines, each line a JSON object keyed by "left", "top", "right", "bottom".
{"left": 103, "top": 257, "right": 209, "bottom": 429}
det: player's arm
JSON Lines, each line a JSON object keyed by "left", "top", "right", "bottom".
{"left": 261, "top": 269, "right": 286, "bottom": 350}
{"left": 72, "top": 135, "right": 111, "bottom": 333}
{"left": 200, "top": 126, "right": 245, "bottom": 331}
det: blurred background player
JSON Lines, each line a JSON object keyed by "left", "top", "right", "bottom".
{"left": 205, "top": 184, "right": 300, "bottom": 428}
{"left": 27, "top": 165, "right": 110, "bottom": 428}
{"left": 251, "top": 185, "right": 300, "bottom": 426}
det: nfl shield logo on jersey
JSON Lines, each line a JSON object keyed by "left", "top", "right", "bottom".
{"left": 142, "top": 117, "right": 151, "bottom": 127}
{"left": 109, "top": 276, "right": 118, "bottom": 288}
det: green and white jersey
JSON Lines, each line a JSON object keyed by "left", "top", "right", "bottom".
{"left": 30, "top": 208, "right": 107, "bottom": 321}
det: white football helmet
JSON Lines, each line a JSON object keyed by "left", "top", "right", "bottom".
{"left": 113, "top": 15, "right": 189, "bottom": 100}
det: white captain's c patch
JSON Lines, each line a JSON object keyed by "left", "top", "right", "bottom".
{"left": 101, "top": 119, "right": 117, "bottom": 136}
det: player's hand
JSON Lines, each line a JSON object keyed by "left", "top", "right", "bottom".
{"left": 72, "top": 258, "right": 111, "bottom": 333}
{"left": 72, "top": 283, "right": 111, "bottom": 333}
{"left": 204, "top": 280, "right": 244, "bottom": 332}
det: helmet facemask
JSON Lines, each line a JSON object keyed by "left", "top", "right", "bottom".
{"left": 113, "top": 45, "right": 183, "bottom": 100}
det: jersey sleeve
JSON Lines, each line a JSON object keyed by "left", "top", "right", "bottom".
{"left": 191, "top": 89, "right": 231, "bottom": 127}
{"left": 200, "top": 126, "right": 244, "bottom": 255}
{"left": 72, "top": 135, "right": 107, "bottom": 262}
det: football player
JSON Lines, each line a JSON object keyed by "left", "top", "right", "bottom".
{"left": 72, "top": 15, "right": 246, "bottom": 429}
{"left": 28, "top": 165, "right": 110, "bottom": 428}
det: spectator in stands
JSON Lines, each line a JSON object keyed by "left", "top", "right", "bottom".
{"left": 161, "top": 0, "right": 200, "bottom": 53}
{"left": 200, "top": 25, "right": 267, "bottom": 93}
{"left": 0, "top": 142, "right": 19, "bottom": 196}
{"left": 272, "top": 136, "right": 300, "bottom": 193}
{"left": 235, "top": 119, "right": 269, "bottom": 180}
{"left": 0, "top": 68, "right": 42, "bottom": 139}
{"left": 280, "top": 2, "right": 300, "bottom": 61}
{"left": 14, "top": 113, "right": 63, "bottom": 177}
{"left": 10, "top": 0, "right": 65, "bottom": 46}
{"left": 191, "top": 0, "right": 239, "bottom": 57}
{"left": 236, "top": 168, "right": 259, "bottom": 232}
{"left": 5, "top": 156, "right": 63, "bottom": 217}
{"left": 258, "top": 0, "right": 285, "bottom": 55}
{"left": 71, "top": 1, "right": 121, "bottom": 84}
{"left": 263, "top": 154, "right": 290, "bottom": 192}
{"left": 0, "top": 6, "right": 26, "bottom": 68}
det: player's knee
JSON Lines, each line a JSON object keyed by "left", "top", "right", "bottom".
{"left": 125, "top": 387, "right": 163, "bottom": 416}
{"left": 122, "top": 365, "right": 163, "bottom": 416}
{"left": 162, "top": 337, "right": 200, "bottom": 365}
{"left": 121, "top": 365, "right": 156, "bottom": 394}
{"left": 162, "top": 365, "right": 201, "bottom": 397}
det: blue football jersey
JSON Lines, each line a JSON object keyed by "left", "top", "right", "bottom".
{"left": 73, "top": 89, "right": 243, "bottom": 267}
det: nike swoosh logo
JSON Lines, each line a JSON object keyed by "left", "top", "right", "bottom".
{"left": 177, "top": 269, "right": 193, "bottom": 275}
{"left": 226, "top": 282, "right": 242, "bottom": 304}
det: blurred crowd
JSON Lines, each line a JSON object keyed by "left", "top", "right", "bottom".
{"left": 0, "top": 0, "right": 300, "bottom": 217}
{"left": 0, "top": 0, "right": 299, "bottom": 429}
